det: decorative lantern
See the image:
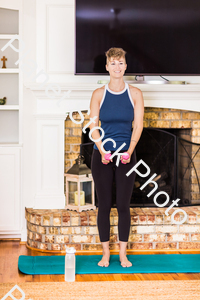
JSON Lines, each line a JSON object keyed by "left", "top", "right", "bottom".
{"left": 64, "top": 154, "right": 96, "bottom": 212}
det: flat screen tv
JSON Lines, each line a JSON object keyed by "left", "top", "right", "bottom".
{"left": 75, "top": 0, "right": 200, "bottom": 75}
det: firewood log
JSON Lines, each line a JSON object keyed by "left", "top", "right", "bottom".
{"left": 149, "top": 180, "right": 166, "bottom": 188}
{"left": 152, "top": 172, "right": 168, "bottom": 182}
{"left": 134, "top": 181, "right": 140, "bottom": 188}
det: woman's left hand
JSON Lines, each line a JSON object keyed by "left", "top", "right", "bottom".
{"left": 120, "top": 151, "right": 132, "bottom": 164}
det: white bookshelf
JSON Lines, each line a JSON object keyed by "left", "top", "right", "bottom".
{"left": 0, "top": 2, "right": 22, "bottom": 237}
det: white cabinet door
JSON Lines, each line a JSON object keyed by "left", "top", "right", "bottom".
{"left": 0, "top": 147, "right": 21, "bottom": 235}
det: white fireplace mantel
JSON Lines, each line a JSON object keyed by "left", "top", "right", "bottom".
{"left": 26, "top": 82, "right": 200, "bottom": 114}
{"left": 25, "top": 82, "right": 200, "bottom": 210}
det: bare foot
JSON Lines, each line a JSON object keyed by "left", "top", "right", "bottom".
{"left": 98, "top": 252, "right": 110, "bottom": 267}
{"left": 120, "top": 255, "right": 132, "bottom": 267}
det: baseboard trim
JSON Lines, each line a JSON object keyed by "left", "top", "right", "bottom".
{"left": 0, "top": 238, "right": 21, "bottom": 241}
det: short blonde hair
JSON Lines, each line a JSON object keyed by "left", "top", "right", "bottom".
{"left": 105, "top": 47, "right": 126, "bottom": 65}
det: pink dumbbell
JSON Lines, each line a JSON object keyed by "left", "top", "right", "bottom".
{"left": 121, "top": 152, "right": 130, "bottom": 164}
{"left": 103, "top": 153, "right": 112, "bottom": 164}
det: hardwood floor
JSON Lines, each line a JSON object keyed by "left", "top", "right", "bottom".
{"left": 1, "top": 241, "right": 200, "bottom": 283}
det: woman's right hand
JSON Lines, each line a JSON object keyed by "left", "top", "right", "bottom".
{"left": 101, "top": 151, "right": 113, "bottom": 164}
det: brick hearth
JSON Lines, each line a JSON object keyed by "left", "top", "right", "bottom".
{"left": 26, "top": 206, "right": 200, "bottom": 252}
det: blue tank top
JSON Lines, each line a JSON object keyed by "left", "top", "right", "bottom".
{"left": 93, "top": 82, "right": 134, "bottom": 151}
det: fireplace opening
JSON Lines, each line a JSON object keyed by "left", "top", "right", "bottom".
{"left": 80, "top": 127, "right": 200, "bottom": 208}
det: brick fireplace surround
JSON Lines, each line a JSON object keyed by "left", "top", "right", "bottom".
{"left": 26, "top": 107, "right": 200, "bottom": 252}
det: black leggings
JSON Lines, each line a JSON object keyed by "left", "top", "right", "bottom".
{"left": 91, "top": 148, "right": 137, "bottom": 242}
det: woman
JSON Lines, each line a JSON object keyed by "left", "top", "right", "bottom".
{"left": 89, "top": 48, "right": 144, "bottom": 267}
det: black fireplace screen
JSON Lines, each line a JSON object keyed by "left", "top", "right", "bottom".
{"left": 80, "top": 128, "right": 200, "bottom": 207}
{"left": 177, "top": 137, "right": 200, "bottom": 206}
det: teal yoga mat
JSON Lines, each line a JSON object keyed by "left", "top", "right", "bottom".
{"left": 18, "top": 254, "right": 200, "bottom": 275}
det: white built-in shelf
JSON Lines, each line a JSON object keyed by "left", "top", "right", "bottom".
{"left": 0, "top": 143, "right": 22, "bottom": 147}
{"left": 0, "top": 105, "right": 19, "bottom": 110}
{"left": 0, "top": 34, "right": 18, "bottom": 39}
{"left": 0, "top": 69, "right": 19, "bottom": 73}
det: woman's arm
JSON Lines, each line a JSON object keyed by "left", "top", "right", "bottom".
{"left": 121, "top": 86, "right": 144, "bottom": 163}
{"left": 128, "top": 87, "right": 144, "bottom": 154}
{"left": 89, "top": 87, "right": 113, "bottom": 163}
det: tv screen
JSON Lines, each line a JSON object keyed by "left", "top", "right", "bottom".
{"left": 75, "top": 0, "right": 200, "bottom": 75}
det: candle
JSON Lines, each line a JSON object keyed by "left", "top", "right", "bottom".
{"left": 74, "top": 191, "right": 85, "bottom": 205}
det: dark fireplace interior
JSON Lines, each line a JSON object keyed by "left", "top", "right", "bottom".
{"left": 81, "top": 128, "right": 200, "bottom": 208}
